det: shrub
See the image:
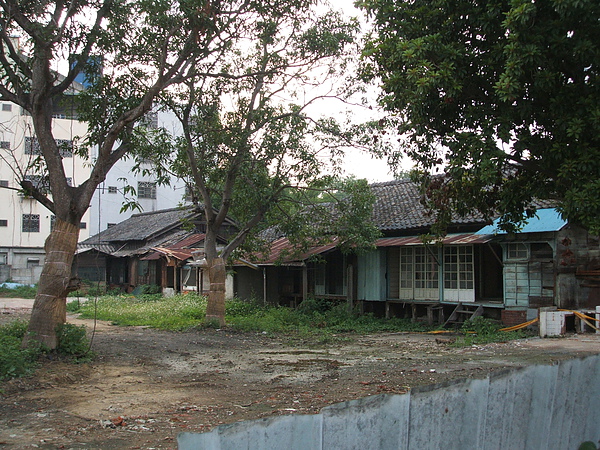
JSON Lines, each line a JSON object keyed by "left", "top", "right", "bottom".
{"left": 225, "top": 298, "right": 263, "bottom": 317}
{"left": 56, "top": 323, "right": 92, "bottom": 359}
{"left": 0, "top": 320, "right": 42, "bottom": 381}
{"left": 453, "top": 316, "right": 527, "bottom": 347}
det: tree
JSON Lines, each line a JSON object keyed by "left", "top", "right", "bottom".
{"left": 0, "top": 0, "right": 291, "bottom": 348}
{"left": 162, "top": 3, "right": 379, "bottom": 325}
{"left": 358, "top": 0, "right": 600, "bottom": 233}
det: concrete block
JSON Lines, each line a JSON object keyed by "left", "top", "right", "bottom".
{"left": 540, "top": 310, "right": 566, "bottom": 337}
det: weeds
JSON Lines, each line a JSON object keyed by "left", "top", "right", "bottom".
{"left": 0, "top": 283, "right": 37, "bottom": 299}
{"left": 0, "top": 319, "right": 93, "bottom": 381}
{"left": 452, "top": 317, "right": 529, "bottom": 347}
{"left": 77, "top": 293, "right": 207, "bottom": 330}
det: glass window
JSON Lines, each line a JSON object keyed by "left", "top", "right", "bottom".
{"left": 108, "top": 186, "right": 117, "bottom": 194}
{"left": 2, "top": 103, "right": 12, "bottom": 112}
{"left": 507, "top": 243, "right": 528, "bottom": 260}
{"left": 444, "top": 246, "right": 474, "bottom": 290}
{"left": 138, "top": 181, "right": 157, "bottom": 199}
{"left": 24, "top": 137, "right": 72, "bottom": 157}
{"left": 24, "top": 175, "right": 50, "bottom": 194}
{"left": 22, "top": 214, "right": 40, "bottom": 232}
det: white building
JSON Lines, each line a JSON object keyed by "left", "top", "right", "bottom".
{"left": 0, "top": 97, "right": 91, "bottom": 284}
{"left": 87, "top": 109, "right": 189, "bottom": 236}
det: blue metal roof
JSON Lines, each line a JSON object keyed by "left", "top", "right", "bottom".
{"left": 476, "top": 208, "right": 567, "bottom": 235}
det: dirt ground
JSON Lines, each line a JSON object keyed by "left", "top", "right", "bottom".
{"left": 1, "top": 302, "right": 599, "bottom": 449}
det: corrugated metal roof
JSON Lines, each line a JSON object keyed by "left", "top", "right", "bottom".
{"left": 244, "top": 237, "right": 338, "bottom": 266}
{"left": 375, "top": 233, "right": 494, "bottom": 247}
{"left": 476, "top": 208, "right": 566, "bottom": 235}
{"left": 141, "top": 233, "right": 207, "bottom": 261}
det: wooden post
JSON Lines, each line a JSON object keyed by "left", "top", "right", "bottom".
{"left": 302, "top": 264, "right": 308, "bottom": 303}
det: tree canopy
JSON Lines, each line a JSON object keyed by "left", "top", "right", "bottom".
{"left": 156, "top": 3, "right": 380, "bottom": 324}
{"left": 1, "top": 0, "right": 341, "bottom": 347}
{"left": 359, "top": 0, "right": 600, "bottom": 233}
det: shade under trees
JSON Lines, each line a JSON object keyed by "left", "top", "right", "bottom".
{"left": 359, "top": 0, "right": 600, "bottom": 233}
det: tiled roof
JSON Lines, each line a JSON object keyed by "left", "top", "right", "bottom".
{"left": 370, "top": 179, "right": 486, "bottom": 232}
{"left": 81, "top": 206, "right": 202, "bottom": 244}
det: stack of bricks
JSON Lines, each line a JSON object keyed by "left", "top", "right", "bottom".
{"left": 501, "top": 310, "right": 527, "bottom": 327}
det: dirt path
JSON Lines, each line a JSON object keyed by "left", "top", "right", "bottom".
{"left": 1, "top": 307, "right": 599, "bottom": 449}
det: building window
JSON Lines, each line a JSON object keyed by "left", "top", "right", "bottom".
{"left": 0, "top": 180, "right": 8, "bottom": 188}
{"left": 143, "top": 111, "right": 159, "bottom": 129}
{"left": 56, "top": 139, "right": 73, "bottom": 157}
{"left": 397, "top": 247, "right": 439, "bottom": 300}
{"left": 108, "top": 186, "right": 117, "bottom": 194}
{"left": 138, "top": 181, "right": 156, "bottom": 199}
{"left": 22, "top": 214, "right": 40, "bottom": 232}
{"left": 2, "top": 103, "right": 12, "bottom": 112}
{"left": 24, "top": 136, "right": 40, "bottom": 155}
{"left": 507, "top": 243, "right": 528, "bottom": 260}
{"left": 24, "top": 175, "right": 50, "bottom": 194}
{"left": 79, "top": 222, "right": 87, "bottom": 229}
{"left": 0, "top": 253, "right": 6, "bottom": 264}
{"left": 27, "top": 257, "right": 40, "bottom": 267}
{"left": 24, "top": 137, "right": 73, "bottom": 157}
{"left": 435, "top": 245, "right": 476, "bottom": 302}
{"left": 0, "top": 141, "right": 10, "bottom": 149}
{"left": 0, "top": 219, "right": 7, "bottom": 227}
{"left": 107, "top": 223, "right": 116, "bottom": 228}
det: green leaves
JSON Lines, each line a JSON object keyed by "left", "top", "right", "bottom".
{"left": 361, "top": 0, "right": 600, "bottom": 232}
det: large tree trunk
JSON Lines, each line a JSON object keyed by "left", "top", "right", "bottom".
{"left": 204, "top": 257, "right": 226, "bottom": 326}
{"left": 23, "top": 218, "right": 80, "bottom": 349}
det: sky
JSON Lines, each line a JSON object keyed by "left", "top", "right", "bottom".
{"left": 321, "top": 2, "right": 404, "bottom": 183}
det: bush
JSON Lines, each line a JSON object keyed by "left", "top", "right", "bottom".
{"left": 0, "top": 319, "right": 96, "bottom": 381}
{"left": 453, "top": 316, "right": 527, "bottom": 347}
{"left": 225, "top": 298, "right": 263, "bottom": 317}
{"left": 0, "top": 320, "right": 42, "bottom": 381}
{"left": 56, "top": 323, "right": 93, "bottom": 360}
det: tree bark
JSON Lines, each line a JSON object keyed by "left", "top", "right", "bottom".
{"left": 23, "top": 218, "right": 80, "bottom": 349}
{"left": 204, "top": 257, "right": 226, "bottom": 326}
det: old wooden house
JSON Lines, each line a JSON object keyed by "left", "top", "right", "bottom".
{"left": 237, "top": 179, "right": 600, "bottom": 326}
{"left": 76, "top": 206, "right": 235, "bottom": 295}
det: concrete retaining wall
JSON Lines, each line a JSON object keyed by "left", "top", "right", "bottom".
{"left": 179, "top": 354, "right": 600, "bottom": 450}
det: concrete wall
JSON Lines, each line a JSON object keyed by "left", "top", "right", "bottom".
{"left": 179, "top": 354, "right": 600, "bottom": 450}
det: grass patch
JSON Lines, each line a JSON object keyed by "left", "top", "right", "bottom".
{"left": 0, "top": 283, "right": 37, "bottom": 298}
{"left": 77, "top": 293, "right": 207, "bottom": 330}
{"left": 72, "top": 295, "right": 530, "bottom": 346}
{"left": 0, "top": 320, "right": 93, "bottom": 381}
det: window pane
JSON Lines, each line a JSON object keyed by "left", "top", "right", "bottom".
{"left": 22, "top": 214, "right": 40, "bottom": 232}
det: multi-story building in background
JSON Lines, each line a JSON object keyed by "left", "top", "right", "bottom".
{"left": 0, "top": 95, "right": 92, "bottom": 284}
{"left": 88, "top": 110, "right": 189, "bottom": 236}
